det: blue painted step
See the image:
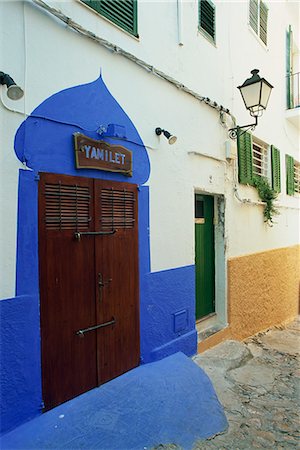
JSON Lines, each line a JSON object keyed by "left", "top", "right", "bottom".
{"left": 1, "top": 352, "right": 228, "bottom": 450}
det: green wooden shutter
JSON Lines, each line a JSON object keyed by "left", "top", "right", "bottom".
{"left": 82, "top": 0, "right": 138, "bottom": 37}
{"left": 237, "top": 131, "right": 254, "bottom": 185}
{"left": 271, "top": 146, "right": 281, "bottom": 193}
{"left": 286, "top": 25, "right": 293, "bottom": 109}
{"left": 249, "top": 0, "right": 258, "bottom": 34}
{"left": 286, "top": 154, "right": 295, "bottom": 195}
{"left": 199, "top": 0, "right": 215, "bottom": 41}
{"left": 259, "top": 1, "right": 268, "bottom": 45}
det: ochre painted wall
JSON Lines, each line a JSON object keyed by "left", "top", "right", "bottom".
{"left": 227, "top": 245, "right": 300, "bottom": 341}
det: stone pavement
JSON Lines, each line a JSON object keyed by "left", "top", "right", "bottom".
{"left": 191, "top": 318, "right": 300, "bottom": 449}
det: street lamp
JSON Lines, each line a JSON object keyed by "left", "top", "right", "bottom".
{"left": 229, "top": 69, "right": 273, "bottom": 139}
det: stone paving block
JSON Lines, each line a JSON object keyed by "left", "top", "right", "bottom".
{"left": 246, "top": 342, "right": 264, "bottom": 358}
{"left": 285, "top": 317, "right": 300, "bottom": 332}
{"left": 259, "top": 329, "right": 300, "bottom": 355}
{"left": 193, "top": 340, "right": 251, "bottom": 371}
{"left": 228, "top": 361, "right": 280, "bottom": 388}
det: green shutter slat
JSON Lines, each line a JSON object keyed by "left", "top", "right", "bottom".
{"left": 259, "top": 1, "right": 268, "bottom": 45}
{"left": 286, "top": 155, "right": 295, "bottom": 195}
{"left": 81, "top": 0, "right": 138, "bottom": 36}
{"left": 286, "top": 25, "right": 293, "bottom": 109}
{"left": 88, "top": 0, "right": 102, "bottom": 14}
{"left": 271, "top": 146, "right": 281, "bottom": 193}
{"left": 249, "top": 0, "right": 258, "bottom": 34}
{"left": 237, "top": 131, "right": 254, "bottom": 185}
{"left": 100, "top": 0, "right": 135, "bottom": 31}
{"left": 199, "top": 0, "right": 215, "bottom": 40}
{"left": 101, "top": 1, "right": 134, "bottom": 22}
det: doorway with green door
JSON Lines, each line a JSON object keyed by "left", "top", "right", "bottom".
{"left": 195, "top": 194, "right": 215, "bottom": 321}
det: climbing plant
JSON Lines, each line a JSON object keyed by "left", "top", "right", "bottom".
{"left": 253, "top": 176, "right": 279, "bottom": 225}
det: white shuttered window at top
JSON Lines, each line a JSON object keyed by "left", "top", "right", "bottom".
{"left": 81, "top": 1, "right": 138, "bottom": 37}
{"left": 198, "top": 0, "right": 216, "bottom": 43}
{"left": 249, "top": 0, "right": 268, "bottom": 45}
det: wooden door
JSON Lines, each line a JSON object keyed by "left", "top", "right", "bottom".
{"left": 195, "top": 194, "right": 215, "bottom": 320}
{"left": 39, "top": 173, "right": 139, "bottom": 410}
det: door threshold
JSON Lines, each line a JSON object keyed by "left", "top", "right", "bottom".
{"left": 196, "top": 313, "right": 226, "bottom": 343}
{"left": 196, "top": 312, "right": 216, "bottom": 324}
{"left": 196, "top": 313, "right": 217, "bottom": 335}
{"left": 197, "top": 324, "right": 225, "bottom": 342}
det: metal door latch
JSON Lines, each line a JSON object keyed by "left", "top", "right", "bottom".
{"left": 76, "top": 317, "right": 116, "bottom": 337}
{"left": 98, "top": 273, "right": 112, "bottom": 288}
{"left": 74, "top": 230, "right": 116, "bottom": 241}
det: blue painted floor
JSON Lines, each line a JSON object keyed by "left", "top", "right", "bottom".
{"left": 1, "top": 352, "right": 228, "bottom": 450}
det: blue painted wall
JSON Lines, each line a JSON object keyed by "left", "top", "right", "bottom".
{"left": 0, "top": 76, "right": 196, "bottom": 434}
{"left": 0, "top": 295, "right": 42, "bottom": 433}
{"left": 141, "top": 266, "right": 197, "bottom": 363}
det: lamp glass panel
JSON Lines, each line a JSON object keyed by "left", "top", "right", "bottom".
{"left": 7, "top": 85, "right": 24, "bottom": 100}
{"left": 168, "top": 135, "right": 177, "bottom": 145}
{"left": 239, "top": 82, "right": 262, "bottom": 109}
{"left": 260, "top": 81, "right": 272, "bottom": 108}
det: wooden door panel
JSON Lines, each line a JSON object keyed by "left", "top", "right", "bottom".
{"left": 39, "top": 173, "right": 97, "bottom": 409}
{"left": 94, "top": 181, "right": 140, "bottom": 384}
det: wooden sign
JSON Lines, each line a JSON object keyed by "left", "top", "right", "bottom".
{"left": 74, "top": 133, "right": 132, "bottom": 176}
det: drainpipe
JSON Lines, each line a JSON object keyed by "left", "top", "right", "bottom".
{"left": 177, "top": 0, "right": 183, "bottom": 46}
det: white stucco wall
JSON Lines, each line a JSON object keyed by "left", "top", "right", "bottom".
{"left": 0, "top": 0, "right": 299, "bottom": 298}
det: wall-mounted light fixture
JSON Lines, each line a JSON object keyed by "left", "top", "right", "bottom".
{"left": 229, "top": 69, "right": 273, "bottom": 139}
{"left": 0, "top": 71, "right": 24, "bottom": 100}
{"left": 155, "top": 127, "right": 177, "bottom": 145}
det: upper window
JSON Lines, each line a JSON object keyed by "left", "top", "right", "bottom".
{"left": 82, "top": 0, "right": 138, "bottom": 37}
{"left": 286, "top": 25, "right": 300, "bottom": 110}
{"left": 198, "top": 0, "right": 215, "bottom": 43}
{"left": 249, "top": 0, "right": 268, "bottom": 45}
{"left": 237, "top": 132, "right": 281, "bottom": 193}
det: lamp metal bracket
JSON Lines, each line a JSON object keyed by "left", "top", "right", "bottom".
{"left": 228, "top": 116, "right": 258, "bottom": 140}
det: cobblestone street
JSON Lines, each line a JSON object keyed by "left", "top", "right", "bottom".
{"left": 154, "top": 318, "right": 300, "bottom": 450}
{"left": 192, "top": 318, "right": 300, "bottom": 449}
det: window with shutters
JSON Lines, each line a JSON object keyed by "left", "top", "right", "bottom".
{"left": 81, "top": 0, "right": 138, "bottom": 37}
{"left": 286, "top": 25, "right": 300, "bottom": 110}
{"left": 198, "top": 0, "right": 216, "bottom": 43}
{"left": 285, "top": 155, "right": 300, "bottom": 195}
{"left": 252, "top": 140, "right": 269, "bottom": 179}
{"left": 237, "top": 132, "right": 281, "bottom": 192}
{"left": 249, "top": 0, "right": 268, "bottom": 46}
{"left": 294, "top": 161, "right": 300, "bottom": 194}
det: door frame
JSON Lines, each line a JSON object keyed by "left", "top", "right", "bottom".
{"left": 194, "top": 192, "right": 227, "bottom": 332}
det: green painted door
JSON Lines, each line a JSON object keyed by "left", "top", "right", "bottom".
{"left": 195, "top": 194, "right": 215, "bottom": 320}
